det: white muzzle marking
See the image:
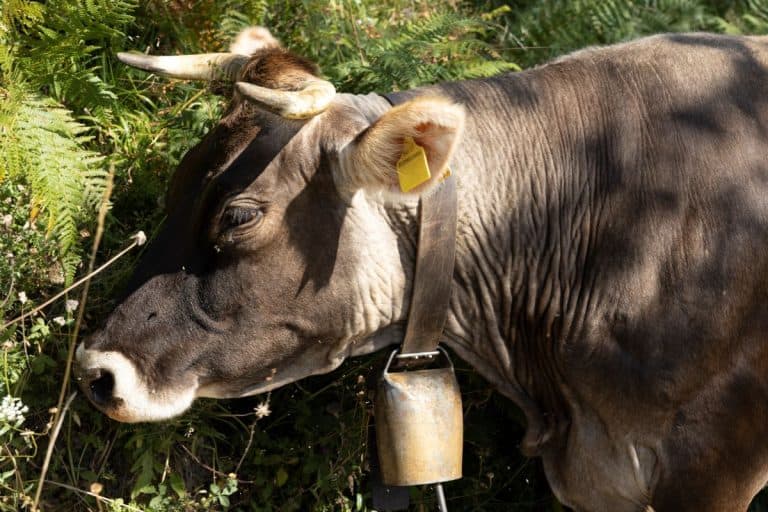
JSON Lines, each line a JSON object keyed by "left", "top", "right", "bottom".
{"left": 75, "top": 343, "right": 197, "bottom": 423}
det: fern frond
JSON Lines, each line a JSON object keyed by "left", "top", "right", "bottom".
{"left": 217, "top": 0, "right": 270, "bottom": 43}
{"left": 17, "top": 0, "right": 137, "bottom": 109}
{"left": 0, "top": 82, "right": 107, "bottom": 282}
{"left": 326, "top": 11, "right": 519, "bottom": 92}
{"left": 0, "top": 0, "right": 44, "bottom": 34}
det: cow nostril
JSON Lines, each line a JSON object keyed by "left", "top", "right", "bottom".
{"left": 89, "top": 370, "right": 115, "bottom": 407}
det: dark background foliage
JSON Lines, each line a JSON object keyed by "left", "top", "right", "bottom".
{"left": 3, "top": 1, "right": 768, "bottom": 510}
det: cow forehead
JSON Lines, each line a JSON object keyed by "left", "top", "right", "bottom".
{"left": 168, "top": 93, "right": 392, "bottom": 211}
{"left": 165, "top": 103, "right": 307, "bottom": 210}
{"left": 207, "top": 113, "right": 311, "bottom": 199}
{"left": 222, "top": 96, "right": 388, "bottom": 191}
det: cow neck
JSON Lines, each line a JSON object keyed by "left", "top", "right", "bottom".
{"left": 383, "top": 92, "right": 458, "bottom": 356}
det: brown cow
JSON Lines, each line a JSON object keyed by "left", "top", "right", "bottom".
{"left": 76, "top": 29, "right": 768, "bottom": 511}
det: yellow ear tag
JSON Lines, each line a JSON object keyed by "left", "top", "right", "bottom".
{"left": 396, "top": 136, "right": 431, "bottom": 193}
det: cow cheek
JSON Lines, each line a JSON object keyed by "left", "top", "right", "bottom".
{"left": 194, "top": 332, "right": 331, "bottom": 398}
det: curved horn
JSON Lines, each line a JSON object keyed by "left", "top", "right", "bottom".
{"left": 117, "top": 52, "right": 249, "bottom": 81}
{"left": 235, "top": 79, "right": 336, "bottom": 119}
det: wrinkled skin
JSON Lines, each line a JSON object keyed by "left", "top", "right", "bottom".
{"left": 78, "top": 33, "right": 768, "bottom": 511}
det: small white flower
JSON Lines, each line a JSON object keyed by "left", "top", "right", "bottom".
{"left": 53, "top": 316, "right": 66, "bottom": 326}
{"left": 0, "top": 395, "right": 29, "bottom": 426}
{"left": 18, "top": 291, "right": 27, "bottom": 304}
{"left": 254, "top": 400, "right": 271, "bottom": 419}
{"left": 1, "top": 214, "right": 11, "bottom": 228}
{"left": 65, "top": 299, "right": 79, "bottom": 313}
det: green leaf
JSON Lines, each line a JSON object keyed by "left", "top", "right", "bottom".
{"left": 276, "top": 467, "right": 288, "bottom": 487}
{"left": 148, "top": 495, "right": 164, "bottom": 509}
{"left": 169, "top": 472, "right": 186, "bottom": 499}
{"left": 29, "top": 353, "right": 55, "bottom": 375}
{"left": 132, "top": 484, "right": 155, "bottom": 498}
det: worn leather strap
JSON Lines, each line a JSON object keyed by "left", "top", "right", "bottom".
{"left": 383, "top": 92, "right": 458, "bottom": 356}
{"left": 401, "top": 176, "right": 457, "bottom": 354}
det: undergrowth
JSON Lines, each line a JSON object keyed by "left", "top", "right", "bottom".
{"left": 3, "top": 0, "right": 768, "bottom": 511}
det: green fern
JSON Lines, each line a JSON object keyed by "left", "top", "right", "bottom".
{"left": 0, "top": 0, "right": 137, "bottom": 282}
{"left": 500, "top": 0, "right": 728, "bottom": 67}
{"left": 217, "top": 0, "right": 270, "bottom": 44}
{"left": 0, "top": 81, "right": 106, "bottom": 281}
{"left": 16, "top": 0, "right": 137, "bottom": 110}
{"left": 0, "top": 0, "right": 44, "bottom": 34}
{"left": 739, "top": 0, "right": 768, "bottom": 33}
{"left": 267, "top": 6, "right": 521, "bottom": 92}
{"left": 358, "top": 12, "right": 518, "bottom": 91}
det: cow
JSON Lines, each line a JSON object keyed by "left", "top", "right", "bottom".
{"left": 75, "top": 27, "right": 768, "bottom": 511}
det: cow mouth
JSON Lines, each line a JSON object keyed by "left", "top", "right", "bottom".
{"left": 74, "top": 343, "right": 198, "bottom": 423}
{"left": 196, "top": 372, "right": 299, "bottom": 399}
{"left": 195, "top": 345, "right": 351, "bottom": 400}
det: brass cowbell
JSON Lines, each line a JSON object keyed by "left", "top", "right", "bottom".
{"left": 374, "top": 347, "right": 463, "bottom": 487}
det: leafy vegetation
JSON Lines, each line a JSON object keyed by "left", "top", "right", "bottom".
{"left": 491, "top": 0, "right": 768, "bottom": 67}
{"left": 3, "top": 0, "right": 768, "bottom": 511}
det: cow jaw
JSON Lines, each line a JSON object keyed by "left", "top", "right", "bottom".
{"left": 196, "top": 356, "right": 345, "bottom": 399}
{"left": 75, "top": 344, "right": 197, "bottom": 422}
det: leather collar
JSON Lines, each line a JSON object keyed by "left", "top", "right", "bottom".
{"left": 382, "top": 93, "right": 458, "bottom": 355}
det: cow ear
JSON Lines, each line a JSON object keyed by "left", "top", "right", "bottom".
{"left": 339, "top": 96, "right": 465, "bottom": 199}
{"left": 229, "top": 26, "right": 281, "bottom": 55}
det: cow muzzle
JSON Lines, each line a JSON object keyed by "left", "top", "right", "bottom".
{"left": 74, "top": 343, "right": 198, "bottom": 422}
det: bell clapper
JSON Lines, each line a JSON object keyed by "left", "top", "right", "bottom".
{"left": 435, "top": 483, "right": 448, "bottom": 512}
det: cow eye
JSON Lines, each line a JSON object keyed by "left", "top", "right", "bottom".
{"left": 221, "top": 205, "right": 263, "bottom": 230}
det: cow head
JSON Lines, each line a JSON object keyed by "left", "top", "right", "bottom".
{"left": 75, "top": 28, "right": 465, "bottom": 422}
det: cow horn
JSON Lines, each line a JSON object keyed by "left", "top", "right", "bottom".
{"left": 117, "top": 52, "right": 250, "bottom": 81}
{"left": 235, "top": 79, "right": 336, "bottom": 119}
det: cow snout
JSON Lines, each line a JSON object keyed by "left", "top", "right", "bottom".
{"left": 74, "top": 342, "right": 198, "bottom": 422}
{"left": 80, "top": 367, "right": 115, "bottom": 407}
